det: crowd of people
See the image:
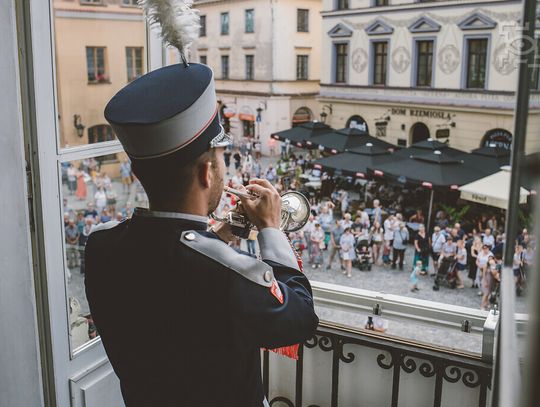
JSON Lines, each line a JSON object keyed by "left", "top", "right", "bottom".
{"left": 63, "top": 139, "right": 535, "bottom": 311}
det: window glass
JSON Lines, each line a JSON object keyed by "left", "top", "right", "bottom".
{"left": 221, "top": 12, "right": 229, "bottom": 35}
{"left": 122, "top": 0, "right": 138, "bottom": 5}
{"left": 297, "top": 9, "right": 309, "bottom": 32}
{"left": 200, "top": 15, "right": 207, "bottom": 37}
{"left": 245, "top": 9, "right": 254, "bottom": 33}
{"left": 336, "top": 0, "right": 349, "bottom": 10}
{"left": 416, "top": 40, "right": 433, "bottom": 87}
{"left": 200, "top": 55, "right": 207, "bottom": 65}
{"left": 221, "top": 55, "right": 230, "bottom": 79}
{"left": 373, "top": 41, "right": 388, "bottom": 85}
{"left": 61, "top": 153, "right": 146, "bottom": 350}
{"left": 53, "top": 0, "right": 146, "bottom": 149}
{"left": 335, "top": 44, "right": 348, "bottom": 83}
{"left": 245, "top": 55, "right": 254, "bottom": 80}
{"left": 297, "top": 55, "right": 309, "bottom": 80}
{"left": 466, "top": 38, "right": 488, "bottom": 89}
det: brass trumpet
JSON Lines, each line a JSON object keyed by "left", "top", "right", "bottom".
{"left": 211, "top": 187, "right": 310, "bottom": 238}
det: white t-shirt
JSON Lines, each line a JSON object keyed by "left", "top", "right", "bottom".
{"left": 477, "top": 250, "right": 494, "bottom": 268}
{"left": 482, "top": 234, "right": 495, "bottom": 248}
{"left": 383, "top": 219, "right": 394, "bottom": 240}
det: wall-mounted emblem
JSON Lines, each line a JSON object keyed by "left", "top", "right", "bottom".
{"left": 437, "top": 44, "right": 460, "bottom": 75}
{"left": 391, "top": 46, "right": 411, "bottom": 73}
{"left": 352, "top": 48, "right": 368, "bottom": 73}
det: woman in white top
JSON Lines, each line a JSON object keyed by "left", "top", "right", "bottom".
{"left": 369, "top": 221, "right": 384, "bottom": 266}
{"left": 309, "top": 223, "right": 325, "bottom": 268}
{"left": 339, "top": 228, "right": 356, "bottom": 278}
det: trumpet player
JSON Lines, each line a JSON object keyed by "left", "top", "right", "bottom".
{"left": 84, "top": 61, "right": 318, "bottom": 407}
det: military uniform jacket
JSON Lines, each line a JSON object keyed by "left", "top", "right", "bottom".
{"left": 85, "top": 208, "right": 319, "bottom": 407}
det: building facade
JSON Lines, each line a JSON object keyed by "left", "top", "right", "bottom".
{"left": 319, "top": 0, "right": 540, "bottom": 153}
{"left": 192, "top": 0, "right": 322, "bottom": 155}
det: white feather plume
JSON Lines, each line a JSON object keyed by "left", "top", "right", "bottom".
{"left": 138, "top": 0, "right": 200, "bottom": 63}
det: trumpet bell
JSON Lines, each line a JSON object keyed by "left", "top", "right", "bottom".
{"left": 280, "top": 191, "right": 311, "bottom": 232}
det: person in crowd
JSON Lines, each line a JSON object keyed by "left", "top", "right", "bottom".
{"left": 310, "top": 222, "right": 325, "bottom": 269}
{"left": 435, "top": 210, "right": 449, "bottom": 229}
{"left": 431, "top": 226, "right": 446, "bottom": 277}
{"left": 242, "top": 171, "right": 251, "bottom": 187}
{"left": 65, "top": 218, "right": 80, "bottom": 268}
{"left": 513, "top": 243, "right": 525, "bottom": 294}
{"left": 338, "top": 189, "right": 349, "bottom": 215}
{"left": 476, "top": 244, "right": 494, "bottom": 296}
{"left": 356, "top": 206, "right": 371, "bottom": 229}
{"left": 340, "top": 212, "right": 353, "bottom": 230}
{"left": 369, "top": 221, "right": 384, "bottom": 266}
{"left": 391, "top": 222, "right": 409, "bottom": 270}
{"left": 383, "top": 215, "right": 396, "bottom": 265}
{"left": 67, "top": 163, "right": 77, "bottom": 195}
{"left": 302, "top": 215, "right": 316, "bottom": 260}
{"left": 469, "top": 236, "right": 482, "bottom": 288}
{"left": 121, "top": 201, "right": 133, "bottom": 219}
{"left": 100, "top": 208, "right": 112, "bottom": 223}
{"left": 120, "top": 158, "right": 132, "bottom": 194}
{"left": 356, "top": 224, "right": 370, "bottom": 248}
{"left": 492, "top": 235, "right": 505, "bottom": 260}
{"left": 410, "top": 260, "right": 422, "bottom": 292}
{"left": 105, "top": 184, "right": 117, "bottom": 214}
{"left": 487, "top": 215, "right": 498, "bottom": 232}
{"left": 454, "top": 223, "right": 465, "bottom": 240}
{"left": 94, "top": 187, "right": 107, "bottom": 214}
{"left": 455, "top": 239, "right": 467, "bottom": 289}
{"left": 78, "top": 216, "right": 95, "bottom": 275}
{"left": 326, "top": 219, "right": 344, "bottom": 271}
{"left": 223, "top": 148, "right": 232, "bottom": 175}
{"left": 371, "top": 199, "right": 383, "bottom": 226}
{"left": 339, "top": 227, "right": 356, "bottom": 278}
{"left": 233, "top": 150, "right": 241, "bottom": 170}
{"left": 481, "top": 256, "right": 500, "bottom": 310}
{"left": 84, "top": 202, "right": 98, "bottom": 221}
{"left": 413, "top": 224, "right": 430, "bottom": 275}
{"left": 518, "top": 228, "right": 530, "bottom": 247}
{"left": 252, "top": 158, "right": 262, "bottom": 179}
{"left": 482, "top": 228, "right": 495, "bottom": 250}
{"left": 522, "top": 244, "right": 535, "bottom": 278}
{"left": 409, "top": 209, "right": 425, "bottom": 225}
{"left": 265, "top": 165, "right": 277, "bottom": 183}
{"left": 247, "top": 229, "right": 258, "bottom": 256}
{"left": 76, "top": 167, "right": 88, "bottom": 200}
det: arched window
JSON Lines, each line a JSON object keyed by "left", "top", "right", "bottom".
{"left": 482, "top": 128, "right": 512, "bottom": 150}
{"left": 346, "top": 115, "right": 369, "bottom": 133}
{"left": 410, "top": 122, "right": 430, "bottom": 144}
{"left": 292, "top": 107, "right": 313, "bottom": 126}
{"left": 88, "top": 124, "right": 115, "bottom": 144}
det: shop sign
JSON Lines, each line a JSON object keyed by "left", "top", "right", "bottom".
{"left": 482, "top": 129, "right": 512, "bottom": 150}
{"left": 375, "top": 122, "right": 387, "bottom": 138}
{"left": 436, "top": 129, "right": 450, "bottom": 139}
{"left": 391, "top": 107, "right": 453, "bottom": 120}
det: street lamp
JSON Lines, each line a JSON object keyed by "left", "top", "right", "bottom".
{"left": 319, "top": 104, "right": 333, "bottom": 123}
{"left": 73, "top": 114, "right": 85, "bottom": 138}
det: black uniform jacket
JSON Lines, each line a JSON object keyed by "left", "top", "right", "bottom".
{"left": 85, "top": 209, "right": 318, "bottom": 407}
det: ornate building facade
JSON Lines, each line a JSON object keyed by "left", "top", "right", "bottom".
{"left": 319, "top": 0, "right": 540, "bottom": 153}
{"left": 192, "top": 0, "right": 322, "bottom": 155}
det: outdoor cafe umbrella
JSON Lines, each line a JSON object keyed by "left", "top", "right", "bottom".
{"left": 310, "top": 142, "right": 395, "bottom": 179}
{"left": 270, "top": 121, "right": 333, "bottom": 149}
{"left": 369, "top": 149, "right": 494, "bottom": 227}
{"left": 466, "top": 144, "right": 511, "bottom": 174}
{"left": 307, "top": 127, "right": 397, "bottom": 154}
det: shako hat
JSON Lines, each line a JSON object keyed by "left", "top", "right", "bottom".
{"left": 105, "top": 63, "right": 229, "bottom": 160}
{"left": 104, "top": 0, "right": 230, "bottom": 161}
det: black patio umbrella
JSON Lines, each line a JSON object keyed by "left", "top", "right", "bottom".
{"left": 393, "top": 138, "right": 465, "bottom": 159}
{"left": 307, "top": 127, "right": 397, "bottom": 154}
{"left": 369, "top": 149, "right": 494, "bottom": 227}
{"left": 468, "top": 145, "right": 511, "bottom": 173}
{"left": 310, "top": 142, "right": 395, "bottom": 179}
{"left": 270, "top": 121, "right": 333, "bottom": 148}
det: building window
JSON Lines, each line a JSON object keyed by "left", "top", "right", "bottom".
{"left": 336, "top": 0, "right": 349, "bottom": 10}
{"left": 530, "top": 38, "right": 540, "bottom": 89}
{"left": 121, "top": 0, "right": 138, "bottom": 5}
{"left": 80, "top": 0, "right": 102, "bottom": 4}
{"left": 86, "top": 46, "right": 108, "bottom": 83}
{"left": 221, "top": 12, "right": 229, "bottom": 35}
{"left": 415, "top": 40, "right": 434, "bottom": 87}
{"left": 297, "top": 9, "right": 309, "bottom": 32}
{"left": 126, "top": 47, "right": 143, "bottom": 82}
{"left": 88, "top": 124, "right": 115, "bottom": 145}
{"left": 243, "top": 120, "right": 255, "bottom": 138}
{"left": 245, "top": 9, "right": 254, "bottom": 33}
{"left": 335, "top": 43, "right": 348, "bottom": 83}
{"left": 465, "top": 38, "right": 488, "bottom": 89}
{"left": 200, "top": 15, "right": 206, "bottom": 37}
{"left": 200, "top": 55, "right": 207, "bottom": 65}
{"left": 372, "top": 41, "right": 388, "bottom": 85}
{"left": 373, "top": 0, "right": 389, "bottom": 6}
{"left": 245, "top": 55, "right": 254, "bottom": 80}
{"left": 221, "top": 55, "right": 229, "bottom": 79}
{"left": 296, "top": 55, "right": 309, "bottom": 80}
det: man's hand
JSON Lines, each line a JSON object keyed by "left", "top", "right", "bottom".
{"left": 237, "top": 179, "right": 281, "bottom": 230}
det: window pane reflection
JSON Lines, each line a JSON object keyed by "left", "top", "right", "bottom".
{"left": 53, "top": 0, "right": 146, "bottom": 149}
{"left": 62, "top": 153, "right": 148, "bottom": 350}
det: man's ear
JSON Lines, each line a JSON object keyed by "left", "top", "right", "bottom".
{"left": 198, "top": 160, "right": 213, "bottom": 189}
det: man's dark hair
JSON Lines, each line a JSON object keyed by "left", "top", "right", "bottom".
{"left": 131, "top": 149, "right": 216, "bottom": 207}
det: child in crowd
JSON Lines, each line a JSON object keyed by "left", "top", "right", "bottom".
{"left": 410, "top": 260, "right": 422, "bottom": 292}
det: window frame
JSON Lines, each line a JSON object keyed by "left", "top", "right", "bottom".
{"left": 245, "top": 9, "right": 255, "bottom": 34}
{"left": 412, "top": 37, "right": 436, "bottom": 88}
{"left": 462, "top": 34, "right": 491, "bottom": 90}
{"left": 297, "top": 9, "right": 309, "bottom": 33}
{"left": 369, "top": 39, "right": 390, "bottom": 86}
{"left": 530, "top": 37, "right": 540, "bottom": 90}
{"left": 121, "top": 0, "right": 138, "bottom": 6}
{"left": 333, "top": 42, "right": 349, "bottom": 84}
{"left": 335, "top": 0, "right": 349, "bottom": 10}
{"left": 372, "top": 0, "right": 389, "bottom": 6}
{"left": 200, "top": 15, "right": 207, "bottom": 37}
{"left": 220, "top": 12, "right": 230, "bottom": 36}
{"left": 86, "top": 46, "right": 109, "bottom": 84}
{"left": 199, "top": 55, "right": 207, "bottom": 65}
{"left": 245, "top": 54, "right": 254, "bottom": 80}
{"left": 125, "top": 46, "right": 144, "bottom": 82}
{"left": 221, "top": 55, "right": 230, "bottom": 79}
{"left": 296, "top": 55, "right": 309, "bottom": 80}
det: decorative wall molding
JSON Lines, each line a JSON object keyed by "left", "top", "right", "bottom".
{"left": 391, "top": 46, "right": 411, "bottom": 73}
{"left": 328, "top": 22, "right": 354, "bottom": 38}
{"left": 409, "top": 16, "right": 442, "bottom": 33}
{"left": 438, "top": 44, "right": 461, "bottom": 75}
{"left": 458, "top": 12, "right": 498, "bottom": 30}
{"left": 365, "top": 19, "right": 394, "bottom": 36}
{"left": 352, "top": 48, "right": 368, "bottom": 73}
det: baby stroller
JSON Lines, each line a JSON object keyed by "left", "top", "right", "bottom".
{"left": 354, "top": 240, "right": 372, "bottom": 271}
{"left": 433, "top": 256, "right": 458, "bottom": 290}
